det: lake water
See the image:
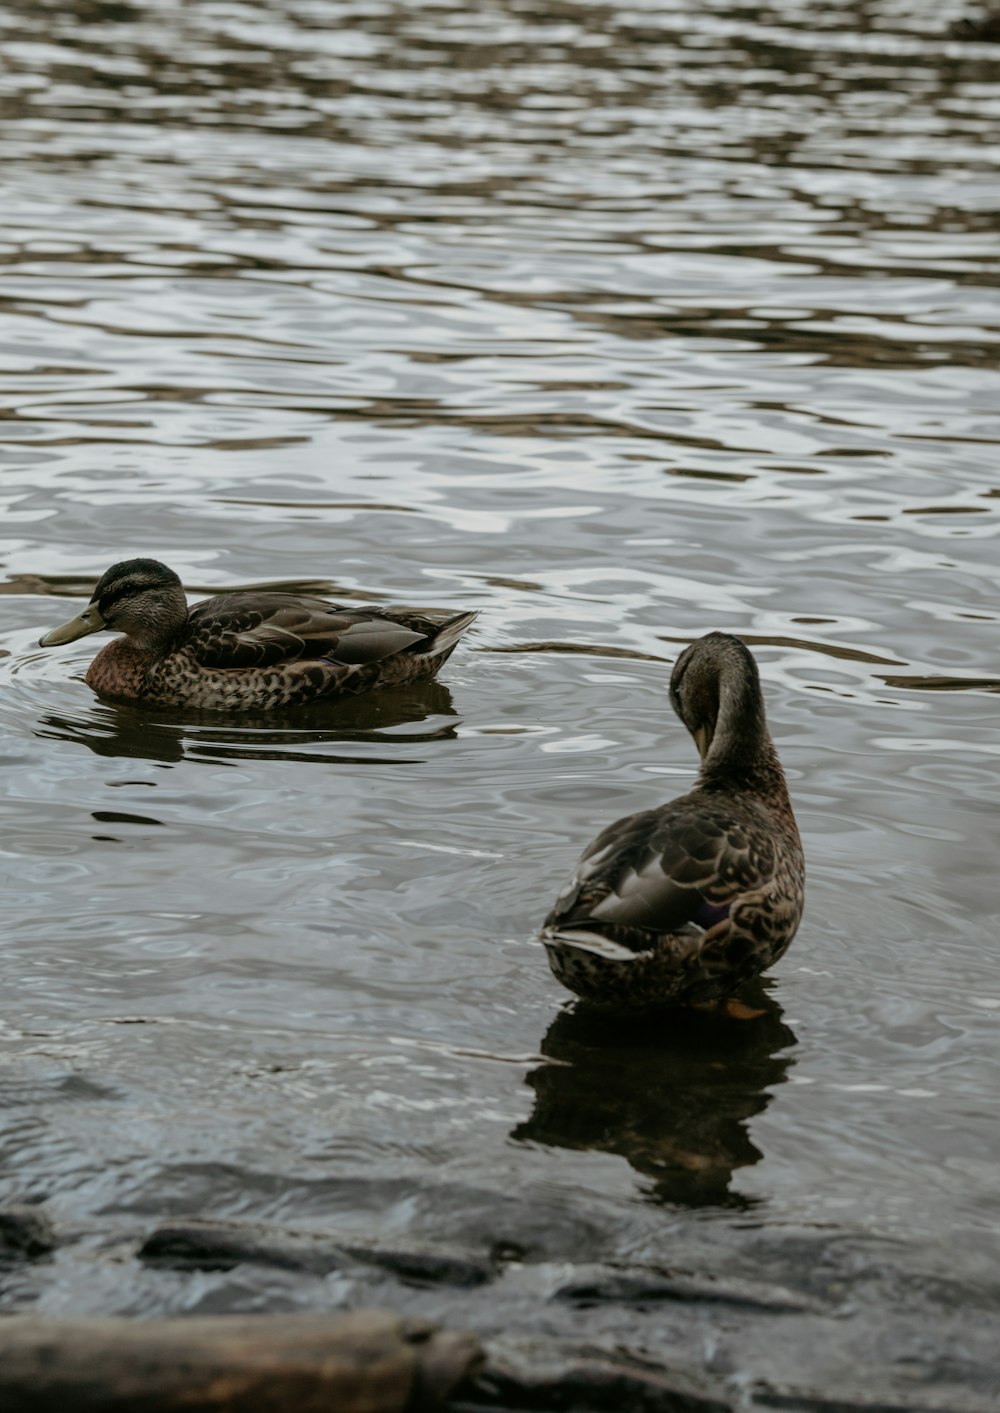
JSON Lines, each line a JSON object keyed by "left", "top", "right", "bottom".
{"left": 1, "top": 1, "right": 999, "bottom": 1407}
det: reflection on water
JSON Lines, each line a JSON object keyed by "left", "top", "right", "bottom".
{"left": 33, "top": 682, "right": 460, "bottom": 766}
{"left": 514, "top": 988, "right": 796, "bottom": 1209}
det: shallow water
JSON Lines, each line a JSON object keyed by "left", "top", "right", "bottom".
{"left": 1, "top": 0, "right": 999, "bottom": 1405}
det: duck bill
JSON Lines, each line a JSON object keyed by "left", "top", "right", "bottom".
{"left": 39, "top": 604, "right": 106, "bottom": 647}
{"left": 692, "top": 723, "right": 714, "bottom": 761}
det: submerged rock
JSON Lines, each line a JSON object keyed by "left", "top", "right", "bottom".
{"left": 138, "top": 1218, "right": 494, "bottom": 1288}
{"left": 464, "top": 1337, "right": 731, "bottom": 1413}
{"left": 0, "top": 1208, "right": 56, "bottom": 1261}
{"left": 340, "top": 1242, "right": 493, "bottom": 1289}
{"left": 948, "top": 9, "right": 1000, "bottom": 38}
{"left": 553, "top": 1267, "right": 826, "bottom": 1316}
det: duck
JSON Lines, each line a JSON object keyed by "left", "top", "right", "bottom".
{"left": 539, "top": 632, "right": 804, "bottom": 1013}
{"left": 38, "top": 558, "right": 477, "bottom": 712}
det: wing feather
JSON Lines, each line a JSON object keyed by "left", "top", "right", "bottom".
{"left": 545, "top": 793, "right": 776, "bottom": 947}
{"left": 182, "top": 593, "right": 426, "bottom": 670}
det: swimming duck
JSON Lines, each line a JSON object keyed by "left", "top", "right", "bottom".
{"left": 39, "top": 558, "right": 477, "bottom": 712}
{"left": 540, "top": 633, "right": 804, "bottom": 1012}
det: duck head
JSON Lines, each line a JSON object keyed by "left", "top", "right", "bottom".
{"left": 39, "top": 558, "right": 188, "bottom": 651}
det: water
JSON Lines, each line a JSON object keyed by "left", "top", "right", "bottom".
{"left": 1, "top": 0, "right": 999, "bottom": 1405}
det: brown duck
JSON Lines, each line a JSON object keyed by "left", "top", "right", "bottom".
{"left": 39, "top": 558, "right": 477, "bottom": 712}
{"left": 540, "top": 633, "right": 804, "bottom": 1012}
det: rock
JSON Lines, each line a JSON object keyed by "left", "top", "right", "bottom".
{"left": 461, "top": 1337, "right": 731, "bottom": 1413}
{"left": 0, "top": 1310, "right": 481, "bottom": 1412}
{"left": 341, "top": 1242, "right": 494, "bottom": 1288}
{"left": 138, "top": 1218, "right": 494, "bottom": 1287}
{"left": 553, "top": 1267, "right": 826, "bottom": 1315}
{"left": 138, "top": 1221, "right": 340, "bottom": 1275}
{"left": 0, "top": 1208, "right": 56, "bottom": 1261}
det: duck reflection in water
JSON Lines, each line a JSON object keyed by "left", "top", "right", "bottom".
{"left": 513, "top": 985, "right": 796, "bottom": 1209}
{"left": 34, "top": 680, "right": 460, "bottom": 767}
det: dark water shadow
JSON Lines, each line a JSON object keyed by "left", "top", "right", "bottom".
{"left": 33, "top": 681, "right": 460, "bottom": 766}
{"left": 513, "top": 986, "right": 797, "bottom": 1210}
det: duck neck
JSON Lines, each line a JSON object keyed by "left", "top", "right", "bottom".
{"left": 125, "top": 622, "right": 178, "bottom": 658}
{"left": 700, "top": 670, "right": 784, "bottom": 792}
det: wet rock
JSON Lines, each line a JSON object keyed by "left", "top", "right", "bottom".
{"left": 459, "top": 1350, "right": 997, "bottom": 1413}
{"left": 138, "top": 1219, "right": 493, "bottom": 1287}
{"left": 341, "top": 1242, "right": 493, "bottom": 1288}
{"left": 0, "top": 1208, "right": 56, "bottom": 1261}
{"left": 554, "top": 1267, "right": 826, "bottom": 1315}
{"left": 138, "top": 1221, "right": 341, "bottom": 1275}
{"left": 458, "top": 1339, "right": 731, "bottom": 1413}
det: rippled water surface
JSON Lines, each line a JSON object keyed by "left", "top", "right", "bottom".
{"left": 2, "top": 0, "right": 999, "bottom": 1404}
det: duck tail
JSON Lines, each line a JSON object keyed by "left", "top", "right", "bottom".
{"left": 417, "top": 610, "right": 478, "bottom": 664}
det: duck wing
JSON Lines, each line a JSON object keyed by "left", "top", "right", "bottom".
{"left": 545, "top": 794, "right": 773, "bottom": 948}
{"left": 182, "top": 593, "right": 427, "bottom": 670}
